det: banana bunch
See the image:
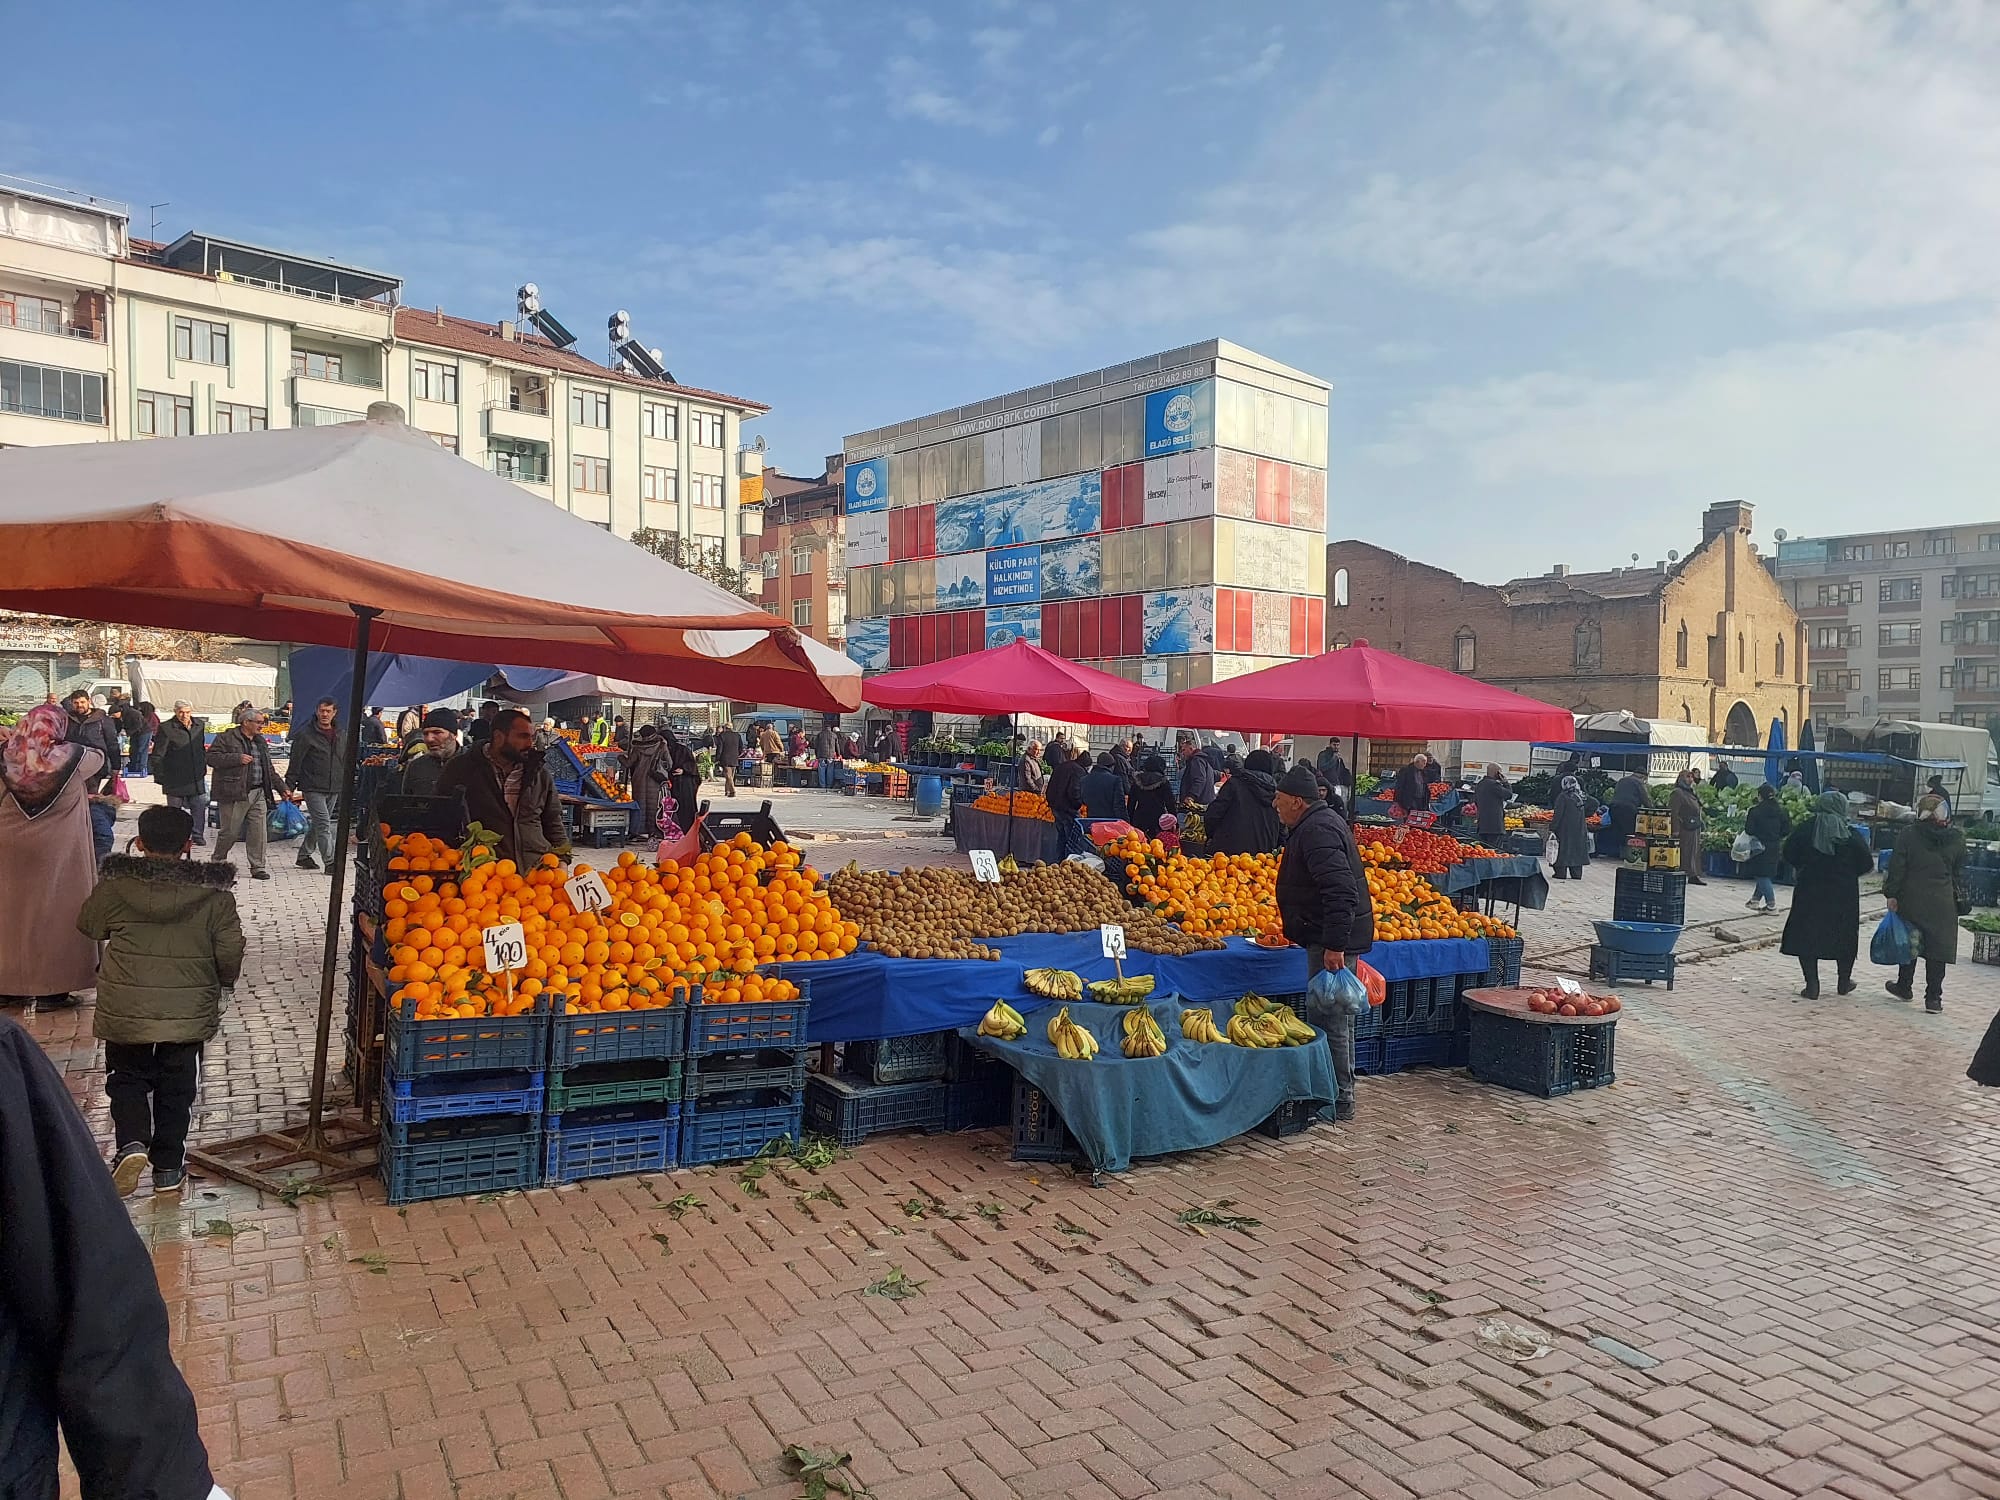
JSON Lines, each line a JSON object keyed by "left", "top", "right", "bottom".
{"left": 999, "top": 853, "right": 1020, "bottom": 875}
{"left": 1087, "top": 974, "right": 1157, "bottom": 1004}
{"left": 1235, "top": 992, "right": 1273, "bottom": 1019}
{"left": 1228, "top": 995, "right": 1317, "bottom": 1046}
{"left": 1046, "top": 1006, "right": 1099, "bottom": 1060}
{"left": 1024, "top": 967, "right": 1083, "bottom": 1001}
{"left": 977, "top": 1001, "right": 1027, "bottom": 1040}
{"left": 1227, "top": 1011, "right": 1290, "bottom": 1047}
{"left": 1120, "top": 1007, "right": 1168, "bottom": 1058}
{"left": 1180, "top": 1007, "right": 1231, "bottom": 1044}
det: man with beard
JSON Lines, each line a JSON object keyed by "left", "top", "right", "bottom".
{"left": 434, "top": 708, "right": 571, "bottom": 867}
{"left": 399, "top": 707, "right": 463, "bottom": 797}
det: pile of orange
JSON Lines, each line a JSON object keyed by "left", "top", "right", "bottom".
{"left": 973, "top": 790, "right": 1052, "bottom": 821}
{"left": 1363, "top": 864, "right": 1515, "bottom": 941}
{"left": 1106, "top": 835, "right": 1278, "bottom": 939}
{"left": 380, "top": 831, "right": 857, "bottom": 1022}
{"left": 589, "top": 769, "right": 630, "bottom": 802}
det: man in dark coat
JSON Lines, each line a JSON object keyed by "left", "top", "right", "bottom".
{"left": 154, "top": 701, "right": 211, "bottom": 847}
{"left": 1390, "top": 754, "right": 1433, "bottom": 817}
{"left": 286, "top": 696, "right": 347, "bottom": 872}
{"left": 1204, "top": 749, "right": 1282, "bottom": 855}
{"left": 1470, "top": 765, "right": 1511, "bottom": 846}
{"left": 1275, "top": 764, "right": 1372, "bottom": 1121}
{"left": 361, "top": 706, "right": 389, "bottom": 748}
{"left": 465, "top": 700, "right": 502, "bottom": 749}
{"left": 1045, "top": 742, "right": 1088, "bottom": 859}
{"left": 400, "top": 707, "right": 462, "bottom": 797}
{"left": 1175, "top": 731, "right": 1216, "bottom": 809}
{"left": 434, "top": 709, "right": 571, "bottom": 867}
{"left": 1078, "top": 753, "right": 1125, "bottom": 822}
{"left": 713, "top": 722, "right": 744, "bottom": 797}
{"left": 61, "top": 688, "right": 121, "bottom": 794}
{"left": 1109, "top": 738, "right": 1136, "bottom": 793}
{"left": 205, "top": 704, "right": 295, "bottom": 880}
{"left": 0, "top": 1016, "right": 216, "bottom": 1500}
{"left": 1608, "top": 769, "right": 1648, "bottom": 847}
{"left": 1710, "top": 760, "right": 1739, "bottom": 790}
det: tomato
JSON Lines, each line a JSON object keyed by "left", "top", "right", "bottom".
{"left": 1558, "top": 1003, "right": 1578, "bottom": 1017}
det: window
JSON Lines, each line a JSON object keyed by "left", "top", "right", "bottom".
{"left": 411, "top": 359, "right": 458, "bottom": 404}
{"left": 428, "top": 432, "right": 458, "bottom": 453}
{"left": 1879, "top": 622, "right": 1921, "bottom": 646}
{"left": 295, "top": 404, "right": 365, "bottom": 427}
{"left": 1776, "top": 636, "right": 1785, "bottom": 676}
{"left": 490, "top": 446, "right": 548, "bottom": 482}
{"left": 691, "top": 474, "right": 724, "bottom": 509}
{"left": 292, "top": 348, "right": 343, "bottom": 382}
{"left": 792, "top": 600, "right": 812, "bottom": 628}
{"left": 1949, "top": 572, "right": 2000, "bottom": 599}
{"left": 1573, "top": 620, "right": 1602, "bottom": 672}
{"left": 1453, "top": 628, "right": 1476, "bottom": 674}
{"left": 0, "top": 360, "right": 105, "bottom": 424}
{"left": 570, "top": 455, "right": 609, "bottom": 494}
{"left": 1879, "top": 668, "right": 1921, "bottom": 692}
{"left": 1925, "top": 535, "right": 1957, "bottom": 556}
{"left": 1332, "top": 568, "right": 1349, "bottom": 607}
{"left": 136, "top": 390, "right": 194, "bottom": 437}
{"left": 1879, "top": 577, "right": 1921, "bottom": 603}
{"left": 641, "top": 465, "right": 675, "bottom": 505}
{"left": 1838, "top": 543, "right": 1873, "bottom": 561}
{"left": 212, "top": 401, "right": 267, "bottom": 433}
{"left": 1815, "top": 669, "right": 1860, "bottom": 692}
{"left": 761, "top": 553, "right": 780, "bottom": 579}
{"left": 1675, "top": 621, "right": 1688, "bottom": 668}
{"left": 1885, "top": 540, "right": 1911, "bottom": 558}
{"left": 1945, "top": 614, "right": 2000, "bottom": 645}
{"left": 826, "top": 592, "right": 847, "bottom": 632}
{"left": 1738, "top": 634, "right": 1745, "bottom": 672}
{"left": 172, "top": 315, "right": 229, "bottom": 366}
{"left": 1815, "top": 583, "right": 1862, "bottom": 606}
{"left": 1815, "top": 625, "right": 1853, "bottom": 649}
{"left": 570, "top": 387, "right": 610, "bottom": 427}
{"left": 689, "top": 411, "right": 724, "bottom": 447}
{"left": 0, "top": 290, "right": 63, "bottom": 335}
{"left": 643, "top": 403, "right": 677, "bottom": 440}
{"left": 1980, "top": 535, "right": 2000, "bottom": 552}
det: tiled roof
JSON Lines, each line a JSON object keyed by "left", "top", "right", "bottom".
{"left": 394, "top": 307, "right": 768, "bottom": 413}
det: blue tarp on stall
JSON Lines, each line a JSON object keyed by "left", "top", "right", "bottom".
{"left": 289, "top": 647, "right": 570, "bottom": 721}
{"left": 959, "top": 996, "right": 1338, "bottom": 1172}
{"left": 780, "top": 932, "right": 1492, "bottom": 1043}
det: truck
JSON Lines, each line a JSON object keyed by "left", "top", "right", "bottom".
{"left": 1821, "top": 720, "right": 2000, "bottom": 817}
{"left": 126, "top": 659, "right": 277, "bottom": 717}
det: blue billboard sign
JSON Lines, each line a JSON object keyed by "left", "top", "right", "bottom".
{"left": 985, "top": 605, "right": 1041, "bottom": 649}
{"left": 846, "top": 616, "right": 889, "bottom": 671}
{"left": 935, "top": 492, "right": 986, "bottom": 553}
{"left": 844, "top": 456, "right": 889, "bottom": 514}
{"left": 1144, "top": 380, "right": 1214, "bottom": 457}
{"left": 983, "top": 472, "right": 1100, "bottom": 545}
{"left": 1142, "top": 590, "right": 1214, "bottom": 655}
{"left": 985, "top": 545, "right": 1042, "bottom": 605}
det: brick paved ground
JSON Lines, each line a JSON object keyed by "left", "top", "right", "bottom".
{"left": 25, "top": 794, "right": 2000, "bottom": 1500}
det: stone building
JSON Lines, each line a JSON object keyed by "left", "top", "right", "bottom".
{"left": 1326, "top": 501, "right": 1808, "bottom": 745}
{"left": 741, "top": 457, "right": 848, "bottom": 652}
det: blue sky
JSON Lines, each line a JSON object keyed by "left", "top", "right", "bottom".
{"left": 8, "top": 0, "right": 1998, "bottom": 579}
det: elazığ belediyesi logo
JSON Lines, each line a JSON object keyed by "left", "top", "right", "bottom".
{"left": 1161, "top": 392, "right": 1196, "bottom": 434}
{"left": 853, "top": 466, "right": 878, "bottom": 498}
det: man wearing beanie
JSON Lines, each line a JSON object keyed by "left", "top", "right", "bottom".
{"left": 1274, "top": 762, "right": 1372, "bottom": 1121}
{"left": 399, "top": 707, "right": 463, "bottom": 797}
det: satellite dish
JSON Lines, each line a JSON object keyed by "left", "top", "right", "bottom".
{"left": 1748, "top": 542, "right": 1759, "bottom": 555}
{"left": 1774, "top": 528, "right": 1788, "bottom": 541}
{"left": 520, "top": 282, "right": 538, "bottom": 298}
{"left": 1668, "top": 550, "right": 1679, "bottom": 562}
{"left": 650, "top": 347, "right": 664, "bottom": 363}
{"left": 1631, "top": 553, "right": 1640, "bottom": 564}
{"left": 753, "top": 434, "right": 768, "bottom": 452}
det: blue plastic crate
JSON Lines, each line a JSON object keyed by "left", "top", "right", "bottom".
{"left": 381, "top": 1115, "right": 541, "bottom": 1205}
{"left": 385, "top": 999, "right": 548, "bottom": 1078}
{"left": 543, "top": 1106, "right": 680, "bottom": 1184}
{"left": 549, "top": 1000, "right": 687, "bottom": 1070}
{"left": 1381, "top": 976, "right": 1460, "bottom": 1037}
{"left": 684, "top": 1051, "right": 811, "bottom": 1099}
{"left": 805, "top": 1075, "right": 949, "bottom": 1147}
{"left": 685, "top": 991, "right": 811, "bottom": 1055}
{"left": 1351, "top": 1036, "right": 1388, "bottom": 1076}
{"left": 1010, "top": 1077, "right": 1077, "bottom": 1162}
{"left": 678, "top": 1092, "right": 804, "bottom": 1166}
{"left": 1378, "top": 1032, "right": 1458, "bottom": 1075}
{"left": 384, "top": 1069, "right": 545, "bottom": 1133}
{"left": 842, "top": 1031, "right": 949, "bottom": 1084}
{"left": 1589, "top": 946, "right": 1676, "bottom": 988}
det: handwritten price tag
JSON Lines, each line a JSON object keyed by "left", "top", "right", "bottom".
{"left": 564, "top": 870, "right": 612, "bottom": 914}
{"left": 969, "top": 849, "right": 1001, "bottom": 883}
{"left": 482, "top": 921, "right": 528, "bottom": 972}
{"left": 1555, "top": 977, "right": 1582, "bottom": 997}
{"left": 1099, "top": 924, "right": 1128, "bottom": 960}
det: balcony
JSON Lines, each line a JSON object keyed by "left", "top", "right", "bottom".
{"left": 0, "top": 304, "right": 105, "bottom": 343}
{"left": 488, "top": 452, "right": 550, "bottom": 487}
{"left": 291, "top": 369, "right": 381, "bottom": 413}
{"left": 486, "top": 392, "right": 553, "bottom": 444}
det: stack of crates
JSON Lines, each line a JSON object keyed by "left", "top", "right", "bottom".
{"left": 379, "top": 996, "right": 548, "bottom": 1205}
{"left": 943, "top": 1034, "right": 1013, "bottom": 1131}
{"left": 1633, "top": 809, "right": 1681, "bottom": 871}
{"left": 543, "top": 997, "right": 687, "bottom": 1185}
{"left": 1613, "top": 866, "right": 1687, "bottom": 924}
{"left": 807, "top": 1032, "right": 951, "bottom": 1146}
{"left": 680, "top": 985, "right": 812, "bottom": 1165}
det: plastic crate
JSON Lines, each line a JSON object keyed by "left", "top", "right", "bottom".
{"left": 544, "top": 1060, "right": 681, "bottom": 1114}
{"left": 841, "top": 1031, "right": 949, "bottom": 1084}
{"left": 384, "top": 1069, "right": 545, "bottom": 1135}
{"left": 1967, "top": 869, "right": 2000, "bottom": 908}
{"left": 1467, "top": 1009, "right": 1617, "bottom": 1098}
{"left": 684, "top": 1051, "right": 811, "bottom": 1099}
{"left": 543, "top": 1106, "right": 679, "bottom": 1184}
{"left": 375, "top": 793, "right": 468, "bottom": 840}
{"left": 1589, "top": 946, "right": 1676, "bottom": 988}
{"left": 698, "top": 801, "right": 786, "bottom": 850}
{"left": 1484, "top": 937, "right": 1525, "bottom": 989}
{"left": 1378, "top": 1032, "right": 1458, "bottom": 1075}
{"left": 678, "top": 1091, "right": 804, "bottom": 1166}
{"left": 1010, "top": 1077, "right": 1078, "bottom": 1162}
{"left": 943, "top": 1067, "right": 1012, "bottom": 1131}
{"left": 686, "top": 992, "right": 811, "bottom": 1055}
{"left": 548, "top": 1000, "right": 687, "bottom": 1070}
{"left": 1591, "top": 920, "right": 1683, "bottom": 955}
{"left": 385, "top": 999, "right": 548, "bottom": 1078}
{"left": 1969, "top": 930, "right": 2000, "bottom": 967}
{"left": 805, "top": 1075, "right": 949, "bottom": 1147}
{"left": 1613, "top": 867, "right": 1687, "bottom": 925}
{"left": 1381, "top": 976, "right": 1459, "bottom": 1037}
{"left": 1351, "top": 1036, "right": 1388, "bottom": 1076}
{"left": 381, "top": 1114, "right": 541, "bottom": 1204}
{"left": 1255, "top": 1097, "right": 1318, "bottom": 1138}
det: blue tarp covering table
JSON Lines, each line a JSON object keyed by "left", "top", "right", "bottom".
{"left": 958, "top": 996, "right": 1337, "bottom": 1173}
{"left": 1425, "top": 856, "right": 1550, "bottom": 910}
{"left": 781, "top": 932, "right": 1493, "bottom": 1043}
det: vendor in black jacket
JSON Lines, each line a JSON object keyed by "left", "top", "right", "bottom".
{"left": 434, "top": 708, "right": 571, "bottom": 867}
{"left": 1391, "top": 754, "right": 1434, "bottom": 816}
{"left": 1204, "top": 749, "right": 1283, "bottom": 855}
{"left": 1275, "top": 764, "right": 1373, "bottom": 1121}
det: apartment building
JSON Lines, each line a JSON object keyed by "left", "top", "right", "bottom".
{"left": 742, "top": 459, "right": 847, "bottom": 650}
{"left": 0, "top": 172, "right": 765, "bottom": 569}
{"left": 1771, "top": 523, "right": 2000, "bottom": 730}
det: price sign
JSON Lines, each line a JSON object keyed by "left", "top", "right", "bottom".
{"left": 1555, "top": 977, "right": 1582, "bottom": 997}
{"left": 482, "top": 921, "right": 528, "bottom": 972}
{"left": 1099, "top": 924, "right": 1128, "bottom": 960}
{"left": 969, "top": 849, "right": 1001, "bottom": 883}
{"left": 565, "top": 870, "right": 612, "bottom": 914}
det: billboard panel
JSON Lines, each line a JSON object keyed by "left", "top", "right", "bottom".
{"left": 1142, "top": 590, "right": 1214, "bottom": 655}
{"left": 847, "top": 616, "right": 889, "bottom": 671}
{"left": 985, "top": 605, "right": 1042, "bottom": 649}
{"left": 1144, "top": 379, "right": 1214, "bottom": 458}
{"left": 985, "top": 544, "right": 1042, "bottom": 606}
{"left": 1143, "top": 449, "right": 1213, "bottom": 525}
{"left": 1042, "top": 535, "right": 1102, "bottom": 600}
{"left": 847, "top": 509, "right": 889, "bottom": 568}
{"left": 844, "top": 456, "right": 889, "bottom": 514}
{"left": 935, "top": 554, "right": 984, "bottom": 611}
{"left": 983, "top": 471, "right": 1101, "bottom": 545}
{"left": 935, "top": 492, "right": 987, "bottom": 554}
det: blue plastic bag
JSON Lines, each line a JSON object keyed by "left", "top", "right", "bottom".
{"left": 268, "top": 800, "right": 307, "bottom": 841}
{"left": 1308, "top": 964, "right": 1372, "bottom": 1018}
{"left": 1870, "top": 911, "right": 1921, "bottom": 966}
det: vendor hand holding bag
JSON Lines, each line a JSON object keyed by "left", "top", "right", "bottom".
{"left": 1870, "top": 910, "right": 1921, "bottom": 966}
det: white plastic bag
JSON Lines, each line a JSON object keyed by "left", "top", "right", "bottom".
{"left": 1730, "top": 832, "right": 1763, "bottom": 863}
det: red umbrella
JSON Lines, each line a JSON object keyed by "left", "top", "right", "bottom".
{"left": 1153, "top": 639, "right": 1574, "bottom": 738}
{"left": 864, "top": 639, "right": 1168, "bottom": 725}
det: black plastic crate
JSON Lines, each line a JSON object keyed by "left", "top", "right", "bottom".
{"left": 1967, "top": 868, "right": 2000, "bottom": 907}
{"left": 1589, "top": 946, "right": 1676, "bottom": 988}
{"left": 1483, "top": 937, "right": 1525, "bottom": 989}
{"left": 381, "top": 1114, "right": 541, "bottom": 1204}
{"left": 1254, "top": 1097, "right": 1319, "bottom": 1138}
{"left": 943, "top": 1068, "right": 1013, "bottom": 1131}
{"left": 1352, "top": 1036, "right": 1388, "bottom": 1076}
{"left": 1378, "top": 1032, "right": 1458, "bottom": 1075}
{"left": 683, "top": 1050, "right": 811, "bottom": 1099}
{"left": 1613, "top": 867, "right": 1686, "bottom": 925}
{"left": 385, "top": 998, "right": 548, "bottom": 1078}
{"left": 548, "top": 1000, "right": 687, "bottom": 1070}
{"left": 1467, "top": 1009, "right": 1617, "bottom": 1098}
{"left": 544, "top": 1105, "right": 679, "bottom": 1184}
{"left": 545, "top": 1059, "right": 681, "bottom": 1115}
{"left": 1383, "top": 976, "right": 1461, "bottom": 1038}
{"left": 1010, "top": 1077, "right": 1078, "bottom": 1162}
{"left": 697, "top": 801, "right": 786, "bottom": 850}
{"left": 841, "top": 1031, "right": 950, "bottom": 1085}
{"left": 375, "top": 793, "right": 468, "bottom": 841}
{"left": 679, "top": 1090, "right": 804, "bottom": 1166}
{"left": 686, "top": 992, "right": 811, "bottom": 1055}
{"left": 805, "top": 1075, "right": 949, "bottom": 1147}
{"left": 946, "top": 1031, "right": 1014, "bottom": 1082}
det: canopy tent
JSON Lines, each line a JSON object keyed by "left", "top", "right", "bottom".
{"left": 126, "top": 659, "right": 278, "bottom": 717}
{"left": 1798, "top": 719, "right": 1821, "bottom": 792}
{"left": 1764, "top": 717, "right": 1789, "bottom": 788}
{"left": 1154, "top": 639, "right": 1574, "bottom": 739}
{"left": 862, "top": 639, "right": 1169, "bottom": 724}
{"left": 493, "top": 637, "right": 860, "bottom": 710}
{"left": 1535, "top": 741, "right": 1961, "bottom": 769}
{"left": 0, "top": 410, "right": 858, "bottom": 1188}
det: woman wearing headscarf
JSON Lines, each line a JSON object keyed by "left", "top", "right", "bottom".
{"left": 1668, "top": 770, "right": 1707, "bottom": 884}
{"left": 1550, "top": 774, "right": 1591, "bottom": 880}
{"left": 1883, "top": 793, "right": 1966, "bottom": 1011}
{"left": 1740, "top": 782, "right": 1789, "bottom": 913}
{"left": 0, "top": 705, "right": 104, "bottom": 1005}
{"left": 1779, "top": 792, "right": 1873, "bottom": 998}
{"left": 1470, "top": 764, "right": 1511, "bottom": 847}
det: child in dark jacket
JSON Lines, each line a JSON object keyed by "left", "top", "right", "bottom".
{"left": 76, "top": 804, "right": 244, "bottom": 1196}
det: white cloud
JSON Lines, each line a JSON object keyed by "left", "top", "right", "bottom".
{"left": 1037, "top": 124, "right": 1061, "bottom": 147}
{"left": 971, "top": 26, "right": 1023, "bottom": 69}
{"left": 886, "top": 55, "right": 1006, "bottom": 131}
